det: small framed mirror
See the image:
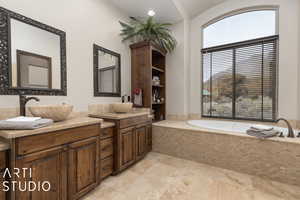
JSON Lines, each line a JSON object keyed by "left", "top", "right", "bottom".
{"left": 93, "top": 44, "right": 121, "bottom": 97}
{"left": 0, "top": 7, "right": 67, "bottom": 95}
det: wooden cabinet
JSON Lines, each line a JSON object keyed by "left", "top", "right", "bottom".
{"left": 120, "top": 127, "right": 136, "bottom": 170}
{"left": 104, "top": 114, "right": 152, "bottom": 174}
{"left": 100, "top": 157, "right": 113, "bottom": 179}
{"left": 100, "top": 138, "right": 113, "bottom": 159}
{"left": 0, "top": 151, "right": 6, "bottom": 170}
{"left": 0, "top": 151, "right": 7, "bottom": 200}
{"left": 68, "top": 137, "right": 99, "bottom": 200}
{"left": 11, "top": 124, "right": 101, "bottom": 200}
{"left": 130, "top": 41, "right": 166, "bottom": 121}
{"left": 15, "top": 146, "right": 68, "bottom": 200}
{"left": 135, "top": 125, "right": 148, "bottom": 161}
{"left": 99, "top": 127, "right": 114, "bottom": 180}
{"left": 0, "top": 173, "right": 6, "bottom": 200}
{"left": 147, "top": 124, "right": 152, "bottom": 151}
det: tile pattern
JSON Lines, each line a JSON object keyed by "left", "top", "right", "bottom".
{"left": 152, "top": 121, "right": 300, "bottom": 186}
{"left": 167, "top": 114, "right": 188, "bottom": 121}
{"left": 83, "top": 152, "right": 300, "bottom": 200}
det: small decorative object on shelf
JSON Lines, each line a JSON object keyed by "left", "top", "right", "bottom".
{"left": 152, "top": 76, "right": 160, "bottom": 86}
{"left": 133, "top": 88, "right": 143, "bottom": 106}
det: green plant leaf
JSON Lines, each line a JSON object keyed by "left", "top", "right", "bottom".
{"left": 119, "top": 17, "right": 177, "bottom": 53}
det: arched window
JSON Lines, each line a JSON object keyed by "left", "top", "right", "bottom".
{"left": 201, "top": 9, "right": 278, "bottom": 121}
{"left": 203, "top": 10, "right": 277, "bottom": 48}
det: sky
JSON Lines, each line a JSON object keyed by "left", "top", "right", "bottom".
{"left": 202, "top": 10, "right": 276, "bottom": 83}
{"left": 203, "top": 10, "right": 276, "bottom": 48}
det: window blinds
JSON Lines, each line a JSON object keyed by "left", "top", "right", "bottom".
{"left": 201, "top": 35, "right": 278, "bottom": 121}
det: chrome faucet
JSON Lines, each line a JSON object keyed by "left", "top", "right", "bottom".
{"left": 275, "top": 118, "right": 295, "bottom": 138}
{"left": 19, "top": 95, "right": 40, "bottom": 116}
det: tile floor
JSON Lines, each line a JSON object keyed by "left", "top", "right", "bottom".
{"left": 83, "top": 152, "right": 300, "bottom": 200}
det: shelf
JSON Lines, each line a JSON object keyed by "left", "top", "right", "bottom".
{"left": 153, "top": 119, "right": 164, "bottom": 123}
{"left": 131, "top": 41, "right": 166, "bottom": 121}
{"left": 152, "top": 66, "right": 165, "bottom": 73}
{"left": 152, "top": 84, "right": 164, "bottom": 88}
{"left": 152, "top": 102, "right": 165, "bottom": 105}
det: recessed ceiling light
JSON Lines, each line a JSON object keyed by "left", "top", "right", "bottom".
{"left": 148, "top": 10, "right": 156, "bottom": 17}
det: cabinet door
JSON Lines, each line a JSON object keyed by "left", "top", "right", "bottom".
{"left": 15, "top": 146, "right": 68, "bottom": 200}
{"left": 147, "top": 124, "right": 152, "bottom": 152}
{"left": 120, "top": 127, "right": 136, "bottom": 170}
{"left": 68, "top": 137, "right": 99, "bottom": 200}
{"left": 0, "top": 173, "right": 6, "bottom": 200}
{"left": 135, "top": 125, "right": 148, "bottom": 160}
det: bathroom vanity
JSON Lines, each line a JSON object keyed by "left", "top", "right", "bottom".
{"left": 0, "top": 113, "right": 152, "bottom": 200}
{"left": 0, "top": 117, "right": 102, "bottom": 200}
{"left": 89, "top": 112, "right": 152, "bottom": 174}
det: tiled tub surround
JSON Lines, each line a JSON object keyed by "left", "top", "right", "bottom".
{"left": 153, "top": 120, "right": 300, "bottom": 186}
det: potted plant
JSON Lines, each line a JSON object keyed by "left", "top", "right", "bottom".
{"left": 119, "top": 17, "right": 177, "bottom": 53}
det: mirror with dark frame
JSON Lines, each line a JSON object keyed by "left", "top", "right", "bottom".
{"left": 93, "top": 44, "right": 121, "bottom": 97}
{"left": 0, "top": 7, "right": 67, "bottom": 96}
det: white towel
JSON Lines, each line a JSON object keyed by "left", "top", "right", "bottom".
{"left": 250, "top": 124, "right": 273, "bottom": 131}
{"left": 6, "top": 116, "right": 41, "bottom": 122}
{"left": 0, "top": 119, "right": 53, "bottom": 130}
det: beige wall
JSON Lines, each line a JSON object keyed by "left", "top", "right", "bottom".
{"left": 189, "top": 0, "right": 300, "bottom": 120}
{"left": 0, "top": 0, "right": 130, "bottom": 111}
{"left": 166, "top": 22, "right": 185, "bottom": 115}
{"left": 298, "top": 2, "right": 300, "bottom": 120}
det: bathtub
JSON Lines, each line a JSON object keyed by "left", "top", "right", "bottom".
{"left": 187, "top": 119, "right": 289, "bottom": 135}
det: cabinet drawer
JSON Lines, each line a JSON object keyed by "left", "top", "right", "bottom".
{"left": 0, "top": 151, "right": 6, "bottom": 170}
{"left": 101, "top": 156, "right": 113, "bottom": 179}
{"left": 100, "top": 127, "right": 114, "bottom": 139}
{"left": 100, "top": 138, "right": 113, "bottom": 159}
{"left": 16, "top": 124, "right": 100, "bottom": 155}
{"left": 119, "top": 115, "right": 149, "bottom": 129}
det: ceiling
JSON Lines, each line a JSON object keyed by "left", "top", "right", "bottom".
{"left": 110, "top": 0, "right": 228, "bottom": 23}
{"left": 110, "top": 0, "right": 182, "bottom": 23}
{"left": 177, "top": 0, "right": 228, "bottom": 18}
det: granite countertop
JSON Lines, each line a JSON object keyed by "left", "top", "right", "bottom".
{"left": 0, "top": 141, "right": 9, "bottom": 151}
{"left": 89, "top": 111, "right": 150, "bottom": 120}
{"left": 0, "top": 117, "right": 103, "bottom": 139}
{"left": 101, "top": 121, "right": 115, "bottom": 128}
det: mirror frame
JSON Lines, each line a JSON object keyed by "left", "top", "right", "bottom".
{"left": 93, "top": 44, "right": 121, "bottom": 97}
{"left": 0, "top": 7, "right": 67, "bottom": 96}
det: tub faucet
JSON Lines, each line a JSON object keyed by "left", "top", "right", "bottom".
{"left": 275, "top": 118, "right": 295, "bottom": 138}
{"left": 19, "top": 95, "right": 40, "bottom": 116}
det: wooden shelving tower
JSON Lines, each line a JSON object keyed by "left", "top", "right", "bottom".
{"left": 130, "top": 41, "right": 166, "bottom": 122}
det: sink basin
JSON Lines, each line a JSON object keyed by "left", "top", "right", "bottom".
{"left": 29, "top": 104, "right": 73, "bottom": 122}
{"left": 112, "top": 103, "right": 133, "bottom": 113}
